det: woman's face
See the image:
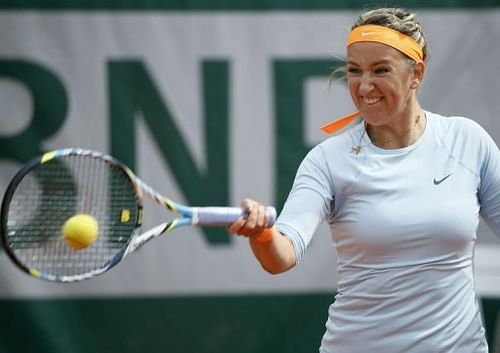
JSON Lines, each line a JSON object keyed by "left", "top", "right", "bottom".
{"left": 346, "top": 42, "right": 422, "bottom": 127}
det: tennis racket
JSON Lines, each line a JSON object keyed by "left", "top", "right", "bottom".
{"left": 0, "top": 148, "right": 276, "bottom": 283}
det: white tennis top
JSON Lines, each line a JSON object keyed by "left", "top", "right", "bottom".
{"left": 276, "top": 111, "right": 500, "bottom": 352}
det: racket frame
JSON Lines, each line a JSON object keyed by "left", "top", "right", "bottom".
{"left": 1, "top": 149, "right": 145, "bottom": 282}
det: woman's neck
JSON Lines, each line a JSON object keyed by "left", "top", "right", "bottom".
{"left": 366, "top": 108, "right": 427, "bottom": 149}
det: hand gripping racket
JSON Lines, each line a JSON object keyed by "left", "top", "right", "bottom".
{"left": 0, "top": 148, "right": 276, "bottom": 283}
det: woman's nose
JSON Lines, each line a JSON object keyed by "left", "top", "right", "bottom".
{"left": 358, "top": 74, "right": 374, "bottom": 94}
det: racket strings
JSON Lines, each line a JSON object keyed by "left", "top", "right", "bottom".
{"left": 5, "top": 154, "right": 139, "bottom": 279}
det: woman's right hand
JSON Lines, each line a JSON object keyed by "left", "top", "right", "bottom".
{"left": 228, "top": 199, "right": 296, "bottom": 274}
{"left": 227, "top": 198, "right": 273, "bottom": 241}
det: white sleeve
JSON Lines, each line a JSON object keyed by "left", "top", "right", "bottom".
{"left": 275, "top": 145, "right": 333, "bottom": 263}
{"left": 477, "top": 125, "right": 500, "bottom": 237}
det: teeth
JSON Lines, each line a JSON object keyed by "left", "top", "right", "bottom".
{"left": 363, "top": 97, "right": 382, "bottom": 105}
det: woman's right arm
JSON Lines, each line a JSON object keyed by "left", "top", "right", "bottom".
{"left": 229, "top": 145, "right": 333, "bottom": 274}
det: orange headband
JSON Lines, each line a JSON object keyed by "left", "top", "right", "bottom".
{"left": 348, "top": 25, "right": 424, "bottom": 63}
{"left": 320, "top": 25, "right": 424, "bottom": 134}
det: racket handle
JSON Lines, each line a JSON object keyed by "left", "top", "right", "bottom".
{"left": 194, "top": 206, "right": 277, "bottom": 227}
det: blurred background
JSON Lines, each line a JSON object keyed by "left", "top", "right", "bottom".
{"left": 1, "top": 1, "right": 500, "bottom": 352}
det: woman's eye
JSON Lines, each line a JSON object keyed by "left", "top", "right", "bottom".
{"left": 347, "top": 67, "right": 361, "bottom": 75}
{"left": 374, "top": 67, "right": 389, "bottom": 74}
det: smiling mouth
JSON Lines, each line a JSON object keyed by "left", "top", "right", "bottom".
{"left": 363, "top": 97, "right": 383, "bottom": 105}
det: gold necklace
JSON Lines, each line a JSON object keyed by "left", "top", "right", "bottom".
{"left": 351, "top": 115, "right": 421, "bottom": 155}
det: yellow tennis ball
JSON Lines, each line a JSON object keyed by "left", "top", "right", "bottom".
{"left": 62, "top": 214, "right": 99, "bottom": 250}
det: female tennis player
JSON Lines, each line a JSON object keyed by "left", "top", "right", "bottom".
{"left": 229, "top": 7, "right": 497, "bottom": 353}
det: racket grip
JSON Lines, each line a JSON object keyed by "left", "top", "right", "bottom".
{"left": 194, "top": 206, "right": 277, "bottom": 227}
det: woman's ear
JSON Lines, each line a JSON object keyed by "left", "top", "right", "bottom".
{"left": 410, "top": 61, "right": 426, "bottom": 89}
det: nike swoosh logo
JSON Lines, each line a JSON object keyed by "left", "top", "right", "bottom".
{"left": 361, "top": 32, "right": 377, "bottom": 36}
{"left": 433, "top": 173, "right": 452, "bottom": 185}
